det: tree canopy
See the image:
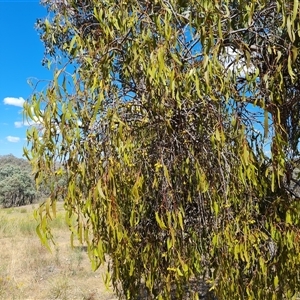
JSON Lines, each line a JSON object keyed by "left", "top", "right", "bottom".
{"left": 0, "top": 155, "right": 38, "bottom": 207}
{"left": 25, "top": 0, "right": 300, "bottom": 299}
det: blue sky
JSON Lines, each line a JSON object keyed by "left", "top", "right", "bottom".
{"left": 0, "top": 0, "right": 50, "bottom": 158}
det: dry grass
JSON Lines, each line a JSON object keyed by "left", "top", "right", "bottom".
{"left": 0, "top": 203, "right": 117, "bottom": 300}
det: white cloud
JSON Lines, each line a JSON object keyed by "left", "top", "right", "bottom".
{"left": 6, "top": 136, "right": 20, "bottom": 143}
{"left": 14, "top": 121, "right": 25, "bottom": 128}
{"left": 14, "top": 120, "right": 39, "bottom": 128}
{"left": 220, "top": 46, "right": 257, "bottom": 77}
{"left": 3, "top": 97, "right": 25, "bottom": 107}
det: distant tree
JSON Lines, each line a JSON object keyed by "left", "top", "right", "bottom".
{"left": 0, "top": 154, "right": 32, "bottom": 172}
{"left": 25, "top": 1, "right": 300, "bottom": 299}
{"left": 0, "top": 155, "right": 43, "bottom": 207}
{"left": 0, "top": 165, "right": 37, "bottom": 207}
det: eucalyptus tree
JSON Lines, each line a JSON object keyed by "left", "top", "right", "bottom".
{"left": 25, "top": 0, "right": 300, "bottom": 299}
{"left": 0, "top": 156, "right": 38, "bottom": 207}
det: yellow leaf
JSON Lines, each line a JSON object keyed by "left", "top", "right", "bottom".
{"left": 274, "top": 275, "right": 279, "bottom": 288}
{"left": 286, "top": 210, "right": 292, "bottom": 225}
{"left": 292, "top": 0, "right": 299, "bottom": 22}
{"left": 155, "top": 212, "right": 167, "bottom": 230}
{"left": 176, "top": 267, "right": 184, "bottom": 276}
{"left": 178, "top": 211, "right": 184, "bottom": 231}
{"left": 97, "top": 180, "right": 106, "bottom": 199}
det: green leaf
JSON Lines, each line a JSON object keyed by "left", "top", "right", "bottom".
{"left": 44, "top": 19, "right": 50, "bottom": 33}
{"left": 274, "top": 275, "right": 279, "bottom": 288}
{"left": 287, "top": 16, "right": 295, "bottom": 42}
{"left": 97, "top": 180, "right": 106, "bottom": 199}
{"left": 155, "top": 212, "right": 167, "bottom": 230}
{"left": 286, "top": 210, "right": 292, "bottom": 225}
{"left": 288, "top": 52, "right": 296, "bottom": 80}
{"left": 176, "top": 267, "right": 184, "bottom": 277}
{"left": 178, "top": 211, "right": 184, "bottom": 231}
{"left": 292, "top": 0, "right": 299, "bottom": 22}
{"left": 264, "top": 109, "right": 269, "bottom": 139}
{"left": 69, "top": 36, "right": 77, "bottom": 54}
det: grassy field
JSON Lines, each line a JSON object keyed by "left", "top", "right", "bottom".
{"left": 0, "top": 202, "right": 117, "bottom": 300}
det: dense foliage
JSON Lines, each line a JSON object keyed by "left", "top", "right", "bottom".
{"left": 0, "top": 155, "right": 38, "bottom": 207}
{"left": 0, "top": 155, "right": 65, "bottom": 207}
{"left": 25, "top": 0, "right": 300, "bottom": 299}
